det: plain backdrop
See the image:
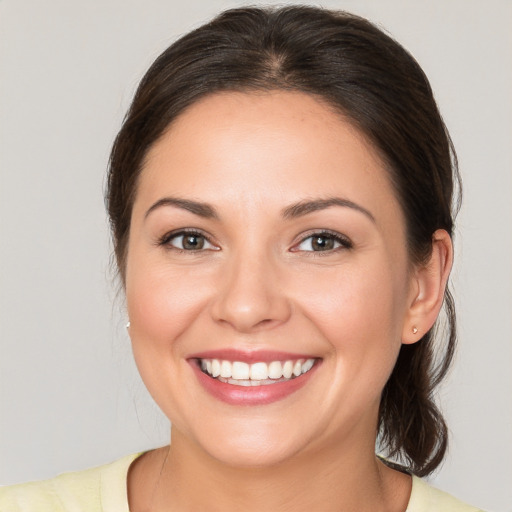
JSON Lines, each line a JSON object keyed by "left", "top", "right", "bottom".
{"left": 0, "top": 1, "right": 511, "bottom": 511}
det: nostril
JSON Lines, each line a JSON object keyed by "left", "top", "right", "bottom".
{"left": 255, "top": 318, "right": 278, "bottom": 329}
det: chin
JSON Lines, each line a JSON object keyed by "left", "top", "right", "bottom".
{"left": 203, "top": 437, "right": 301, "bottom": 469}
{"left": 183, "top": 417, "right": 311, "bottom": 469}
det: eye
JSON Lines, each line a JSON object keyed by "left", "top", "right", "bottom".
{"left": 294, "top": 231, "right": 352, "bottom": 252}
{"left": 160, "top": 230, "right": 218, "bottom": 251}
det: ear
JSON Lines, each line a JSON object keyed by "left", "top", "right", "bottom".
{"left": 402, "top": 229, "right": 453, "bottom": 344}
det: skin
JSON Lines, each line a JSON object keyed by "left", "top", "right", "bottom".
{"left": 125, "top": 91, "right": 453, "bottom": 511}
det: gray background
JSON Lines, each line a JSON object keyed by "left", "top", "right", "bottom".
{"left": 0, "top": 1, "right": 510, "bottom": 511}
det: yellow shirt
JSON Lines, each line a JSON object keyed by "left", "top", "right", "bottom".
{"left": 0, "top": 453, "right": 483, "bottom": 511}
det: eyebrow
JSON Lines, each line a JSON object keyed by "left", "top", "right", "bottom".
{"left": 282, "top": 197, "right": 375, "bottom": 222}
{"left": 145, "top": 195, "right": 375, "bottom": 223}
{"left": 145, "top": 197, "right": 219, "bottom": 220}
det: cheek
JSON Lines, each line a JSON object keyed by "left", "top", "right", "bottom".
{"left": 124, "top": 259, "right": 218, "bottom": 426}
{"left": 125, "top": 259, "right": 213, "bottom": 356}
{"left": 292, "top": 259, "right": 407, "bottom": 371}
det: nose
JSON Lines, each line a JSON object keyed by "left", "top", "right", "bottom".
{"left": 210, "top": 250, "right": 292, "bottom": 333}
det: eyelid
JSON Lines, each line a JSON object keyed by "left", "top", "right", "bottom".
{"left": 290, "top": 229, "right": 353, "bottom": 252}
{"left": 157, "top": 228, "right": 351, "bottom": 253}
{"left": 158, "top": 228, "right": 220, "bottom": 251}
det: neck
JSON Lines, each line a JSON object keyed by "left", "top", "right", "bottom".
{"left": 131, "top": 428, "right": 411, "bottom": 512}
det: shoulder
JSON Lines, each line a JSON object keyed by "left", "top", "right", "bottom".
{"left": 407, "top": 476, "right": 484, "bottom": 512}
{"left": 0, "top": 453, "right": 141, "bottom": 512}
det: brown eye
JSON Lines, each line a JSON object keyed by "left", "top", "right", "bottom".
{"left": 295, "top": 232, "right": 352, "bottom": 252}
{"left": 311, "top": 235, "right": 335, "bottom": 251}
{"left": 162, "top": 231, "right": 217, "bottom": 251}
{"left": 182, "top": 234, "right": 205, "bottom": 250}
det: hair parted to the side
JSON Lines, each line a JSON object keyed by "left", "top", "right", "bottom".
{"left": 106, "top": 5, "right": 460, "bottom": 477}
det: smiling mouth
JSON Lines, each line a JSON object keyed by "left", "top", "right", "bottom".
{"left": 198, "top": 358, "right": 317, "bottom": 387}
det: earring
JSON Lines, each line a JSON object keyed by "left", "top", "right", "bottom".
{"left": 126, "top": 321, "right": 131, "bottom": 329}
{"left": 412, "top": 326, "right": 418, "bottom": 334}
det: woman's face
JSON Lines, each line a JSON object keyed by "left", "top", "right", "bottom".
{"left": 126, "top": 91, "right": 418, "bottom": 467}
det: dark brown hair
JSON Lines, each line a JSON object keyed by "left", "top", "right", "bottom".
{"left": 107, "top": 5, "right": 460, "bottom": 477}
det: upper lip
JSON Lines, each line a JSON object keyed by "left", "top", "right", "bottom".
{"left": 187, "top": 349, "right": 319, "bottom": 363}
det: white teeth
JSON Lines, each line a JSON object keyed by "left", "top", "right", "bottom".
{"left": 250, "top": 362, "right": 268, "bottom": 380}
{"left": 282, "top": 360, "right": 293, "bottom": 379}
{"left": 302, "top": 358, "right": 314, "bottom": 373}
{"left": 268, "top": 361, "right": 283, "bottom": 379}
{"left": 220, "top": 360, "right": 232, "bottom": 378}
{"left": 232, "top": 361, "right": 250, "bottom": 380}
{"left": 234, "top": 379, "right": 251, "bottom": 387}
{"left": 219, "top": 376, "right": 293, "bottom": 387}
{"left": 200, "top": 357, "right": 317, "bottom": 383}
{"left": 211, "top": 359, "right": 221, "bottom": 378}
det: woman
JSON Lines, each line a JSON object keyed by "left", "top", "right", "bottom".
{"left": 0, "top": 6, "right": 483, "bottom": 511}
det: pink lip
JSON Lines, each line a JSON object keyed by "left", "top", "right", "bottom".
{"left": 187, "top": 349, "right": 316, "bottom": 363}
{"left": 189, "top": 357, "right": 321, "bottom": 406}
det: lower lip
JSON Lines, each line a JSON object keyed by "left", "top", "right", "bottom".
{"left": 190, "top": 360, "right": 320, "bottom": 406}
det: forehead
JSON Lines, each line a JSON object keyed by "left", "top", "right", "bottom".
{"left": 135, "top": 90, "right": 401, "bottom": 223}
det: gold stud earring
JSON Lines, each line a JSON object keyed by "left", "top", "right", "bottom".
{"left": 412, "top": 326, "right": 418, "bottom": 334}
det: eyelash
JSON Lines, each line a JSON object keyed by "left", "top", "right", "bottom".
{"left": 158, "top": 229, "right": 217, "bottom": 253}
{"left": 292, "top": 230, "right": 353, "bottom": 254}
{"left": 158, "top": 229, "right": 352, "bottom": 254}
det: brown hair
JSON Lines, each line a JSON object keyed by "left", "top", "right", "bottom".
{"left": 107, "top": 5, "right": 460, "bottom": 477}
